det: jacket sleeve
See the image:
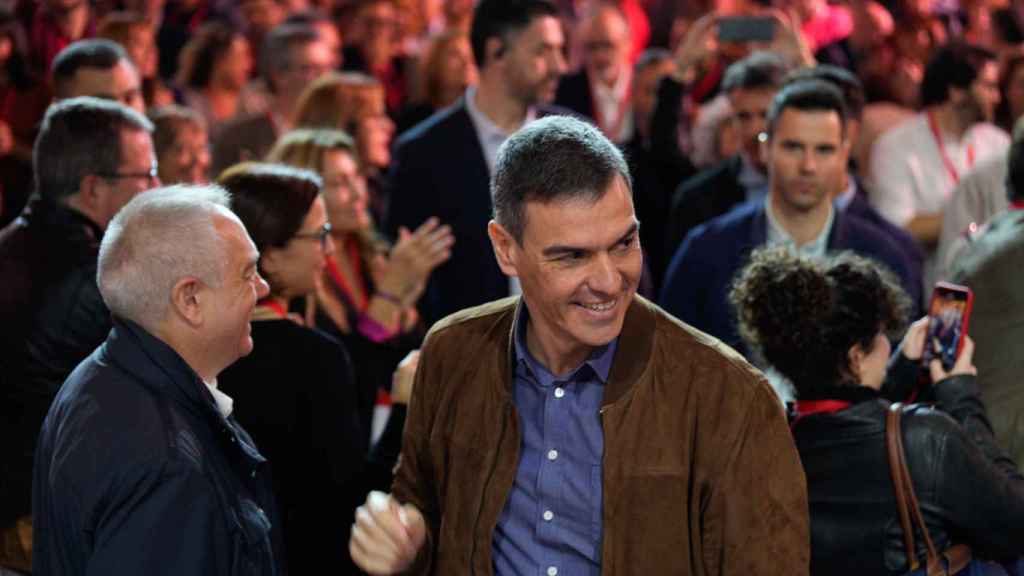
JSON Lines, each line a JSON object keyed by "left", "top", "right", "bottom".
{"left": 701, "top": 381, "right": 810, "bottom": 575}
{"left": 925, "top": 375, "right": 1024, "bottom": 558}
{"left": 389, "top": 330, "right": 444, "bottom": 574}
{"left": 84, "top": 464, "right": 233, "bottom": 576}
{"left": 383, "top": 138, "right": 444, "bottom": 323}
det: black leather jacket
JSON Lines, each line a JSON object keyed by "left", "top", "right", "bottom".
{"left": 791, "top": 357, "right": 1024, "bottom": 575}
{"left": 0, "top": 198, "right": 110, "bottom": 527}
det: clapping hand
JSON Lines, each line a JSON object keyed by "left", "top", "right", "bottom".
{"left": 376, "top": 217, "right": 454, "bottom": 307}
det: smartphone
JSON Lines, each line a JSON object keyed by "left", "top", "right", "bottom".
{"left": 717, "top": 16, "right": 776, "bottom": 43}
{"left": 922, "top": 282, "right": 974, "bottom": 371}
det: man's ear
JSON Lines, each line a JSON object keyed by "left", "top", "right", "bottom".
{"left": 847, "top": 343, "right": 865, "bottom": 383}
{"left": 170, "top": 276, "right": 205, "bottom": 328}
{"left": 487, "top": 220, "right": 519, "bottom": 277}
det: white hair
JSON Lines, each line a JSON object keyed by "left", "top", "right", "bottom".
{"left": 98, "top": 184, "right": 235, "bottom": 329}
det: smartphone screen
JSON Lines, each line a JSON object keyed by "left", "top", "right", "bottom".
{"left": 717, "top": 16, "right": 775, "bottom": 43}
{"left": 922, "top": 283, "right": 973, "bottom": 371}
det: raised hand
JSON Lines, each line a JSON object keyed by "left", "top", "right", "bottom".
{"left": 376, "top": 217, "right": 454, "bottom": 306}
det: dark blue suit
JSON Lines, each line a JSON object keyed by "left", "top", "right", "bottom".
{"left": 385, "top": 98, "right": 570, "bottom": 327}
{"left": 659, "top": 200, "right": 921, "bottom": 359}
{"left": 844, "top": 187, "right": 925, "bottom": 310}
{"left": 385, "top": 99, "right": 499, "bottom": 327}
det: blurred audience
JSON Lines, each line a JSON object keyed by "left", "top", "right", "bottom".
{"left": 212, "top": 21, "right": 333, "bottom": 175}
{"left": 149, "top": 104, "right": 210, "bottom": 184}
{"left": 396, "top": 29, "right": 476, "bottom": 134}
{"left": 868, "top": 43, "right": 1009, "bottom": 291}
{"left": 28, "top": 0, "right": 96, "bottom": 76}
{"left": 52, "top": 38, "right": 143, "bottom": 112}
{"left": 342, "top": 0, "right": 410, "bottom": 117}
{"left": 292, "top": 71, "right": 395, "bottom": 220}
{"left": 97, "top": 10, "right": 173, "bottom": 108}
{"left": 176, "top": 21, "right": 255, "bottom": 133}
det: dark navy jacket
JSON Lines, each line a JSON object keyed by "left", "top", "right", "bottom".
{"left": 385, "top": 98, "right": 570, "bottom": 327}
{"left": 32, "top": 319, "right": 284, "bottom": 575}
{"left": 659, "top": 200, "right": 921, "bottom": 359}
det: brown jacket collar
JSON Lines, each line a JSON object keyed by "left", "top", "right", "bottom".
{"left": 486, "top": 294, "right": 655, "bottom": 408}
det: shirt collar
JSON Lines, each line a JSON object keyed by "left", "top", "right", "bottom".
{"left": 465, "top": 86, "right": 537, "bottom": 142}
{"left": 835, "top": 177, "right": 857, "bottom": 211}
{"left": 203, "top": 379, "right": 234, "bottom": 418}
{"left": 512, "top": 301, "right": 617, "bottom": 386}
{"left": 737, "top": 154, "right": 769, "bottom": 200}
{"left": 765, "top": 196, "right": 835, "bottom": 258}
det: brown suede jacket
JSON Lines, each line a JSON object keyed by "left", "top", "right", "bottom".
{"left": 392, "top": 296, "right": 810, "bottom": 575}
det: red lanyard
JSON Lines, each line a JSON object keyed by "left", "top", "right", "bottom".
{"left": 791, "top": 399, "right": 852, "bottom": 428}
{"left": 1011, "top": 200, "right": 1024, "bottom": 211}
{"left": 325, "top": 237, "right": 368, "bottom": 312}
{"left": 256, "top": 298, "right": 288, "bottom": 319}
{"left": 927, "top": 110, "right": 974, "bottom": 185}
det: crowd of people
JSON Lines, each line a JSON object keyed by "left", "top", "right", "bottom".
{"left": 2, "top": 0, "right": 1024, "bottom": 574}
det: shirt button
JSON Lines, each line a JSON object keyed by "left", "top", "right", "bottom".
{"left": 547, "top": 449, "right": 558, "bottom": 461}
{"left": 548, "top": 568, "right": 558, "bottom": 576}
{"left": 554, "top": 387, "right": 565, "bottom": 398}
{"left": 542, "top": 510, "right": 554, "bottom": 521}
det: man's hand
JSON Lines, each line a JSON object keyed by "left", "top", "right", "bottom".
{"left": 672, "top": 13, "right": 718, "bottom": 83}
{"left": 350, "top": 491, "right": 427, "bottom": 575}
{"left": 762, "top": 9, "right": 816, "bottom": 67}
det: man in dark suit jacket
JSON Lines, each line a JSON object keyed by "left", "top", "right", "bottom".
{"left": 661, "top": 80, "right": 919, "bottom": 359}
{"left": 385, "top": 0, "right": 567, "bottom": 326}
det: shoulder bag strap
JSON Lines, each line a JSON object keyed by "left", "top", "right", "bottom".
{"left": 887, "top": 403, "right": 921, "bottom": 570}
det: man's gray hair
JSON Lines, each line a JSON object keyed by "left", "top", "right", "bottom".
{"left": 34, "top": 96, "right": 153, "bottom": 204}
{"left": 492, "top": 115, "right": 631, "bottom": 243}
{"left": 98, "top": 185, "right": 234, "bottom": 329}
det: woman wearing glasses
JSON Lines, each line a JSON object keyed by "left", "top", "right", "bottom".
{"left": 267, "top": 129, "right": 452, "bottom": 448}
{"left": 216, "top": 162, "right": 407, "bottom": 575}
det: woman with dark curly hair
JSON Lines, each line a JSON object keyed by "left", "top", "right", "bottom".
{"left": 730, "top": 246, "right": 1024, "bottom": 576}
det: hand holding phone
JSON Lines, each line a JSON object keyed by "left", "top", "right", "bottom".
{"left": 921, "top": 282, "right": 974, "bottom": 372}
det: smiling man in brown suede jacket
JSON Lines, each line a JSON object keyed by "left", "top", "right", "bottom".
{"left": 349, "top": 113, "right": 810, "bottom": 575}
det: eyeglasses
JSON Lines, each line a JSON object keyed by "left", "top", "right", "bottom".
{"left": 293, "top": 222, "right": 332, "bottom": 248}
{"left": 97, "top": 163, "right": 159, "bottom": 184}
